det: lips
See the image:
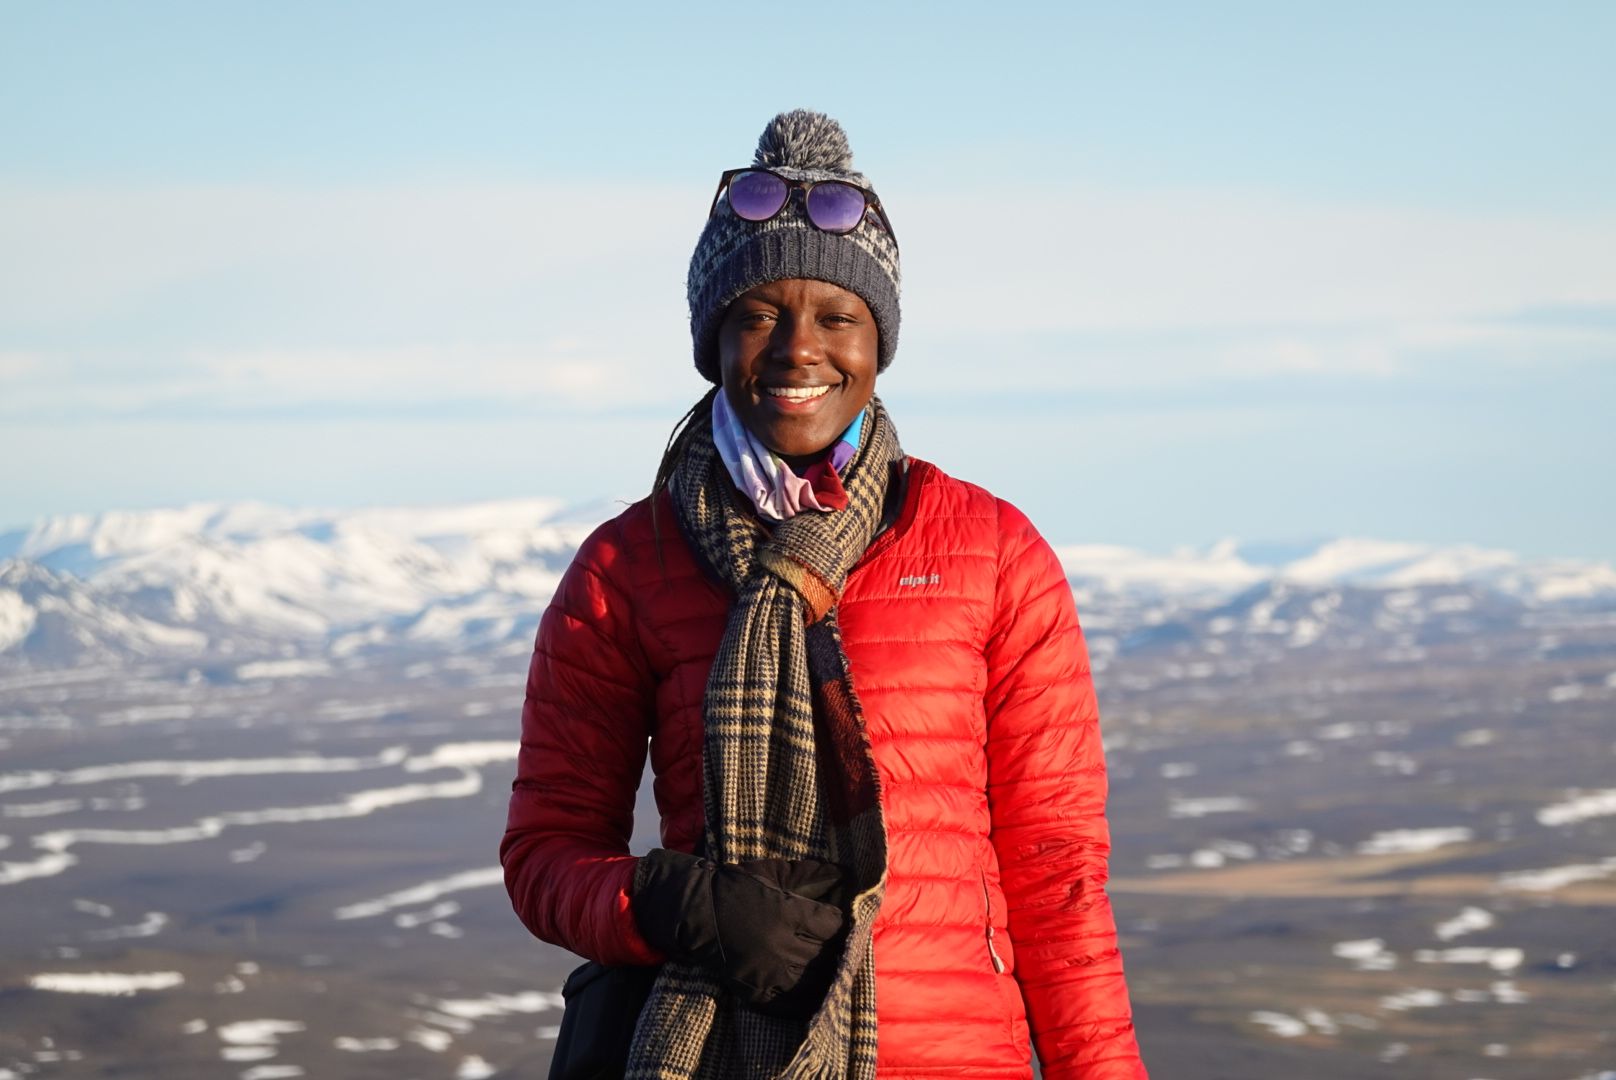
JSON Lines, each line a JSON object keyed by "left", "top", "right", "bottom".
{"left": 762, "top": 385, "right": 833, "bottom": 400}
{"left": 756, "top": 383, "right": 839, "bottom": 415}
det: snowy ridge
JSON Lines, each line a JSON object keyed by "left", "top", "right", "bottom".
{"left": 1055, "top": 534, "right": 1616, "bottom": 607}
{"left": 0, "top": 561, "right": 208, "bottom": 664}
{"left": 0, "top": 499, "right": 614, "bottom": 665}
{"left": 1050, "top": 537, "right": 1268, "bottom": 602}
{"left": 1, "top": 499, "right": 1612, "bottom": 668}
{"left": 1272, "top": 537, "right": 1616, "bottom": 603}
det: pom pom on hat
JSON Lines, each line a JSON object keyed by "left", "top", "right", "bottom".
{"left": 754, "top": 109, "right": 856, "bottom": 174}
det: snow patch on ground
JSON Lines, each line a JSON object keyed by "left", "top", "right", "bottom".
{"left": 86, "top": 911, "right": 167, "bottom": 940}
{"left": 334, "top": 866, "right": 505, "bottom": 920}
{"left": 0, "top": 851, "right": 77, "bottom": 886}
{"left": 1497, "top": 857, "right": 1616, "bottom": 892}
{"left": 406, "top": 1027, "right": 454, "bottom": 1052}
{"left": 1168, "top": 796, "right": 1255, "bottom": 818}
{"left": 231, "top": 841, "right": 268, "bottom": 863}
{"left": 432, "top": 991, "right": 566, "bottom": 1020}
{"left": 1333, "top": 939, "right": 1397, "bottom": 971}
{"left": 0, "top": 747, "right": 409, "bottom": 792}
{"left": 1413, "top": 947, "right": 1523, "bottom": 971}
{"left": 1249, "top": 1011, "right": 1308, "bottom": 1037}
{"left": 217, "top": 1020, "right": 306, "bottom": 1046}
{"left": 1356, "top": 827, "right": 1472, "bottom": 854}
{"left": 216, "top": 1019, "right": 304, "bottom": 1074}
{"left": 239, "top": 1067, "right": 304, "bottom": 1080}
{"left": 1548, "top": 682, "right": 1585, "bottom": 703}
{"left": 1251, "top": 1007, "right": 1342, "bottom": 1038}
{"left": 0, "top": 771, "right": 54, "bottom": 795}
{"left": 334, "top": 1037, "right": 400, "bottom": 1052}
{"left": 1537, "top": 789, "right": 1616, "bottom": 826}
{"left": 457, "top": 1056, "right": 496, "bottom": 1079}
{"left": 1490, "top": 980, "right": 1529, "bottom": 1004}
{"left": 29, "top": 971, "right": 183, "bottom": 995}
{"left": 402, "top": 742, "right": 514, "bottom": 772}
{"left": 395, "top": 901, "right": 459, "bottom": 928}
{"left": 1434, "top": 906, "right": 1493, "bottom": 941}
{"left": 1380, "top": 988, "right": 1444, "bottom": 1011}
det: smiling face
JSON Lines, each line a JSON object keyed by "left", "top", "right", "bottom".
{"left": 717, "top": 278, "right": 880, "bottom": 466}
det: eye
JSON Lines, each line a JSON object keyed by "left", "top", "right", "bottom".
{"left": 731, "top": 307, "right": 776, "bottom": 329}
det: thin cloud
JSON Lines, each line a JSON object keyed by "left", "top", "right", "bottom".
{"left": 2, "top": 179, "right": 1613, "bottom": 419}
{"left": 0, "top": 352, "right": 43, "bottom": 379}
{"left": 901, "top": 183, "right": 1616, "bottom": 332}
{"left": 0, "top": 181, "right": 696, "bottom": 329}
{"left": 0, "top": 342, "right": 674, "bottom": 420}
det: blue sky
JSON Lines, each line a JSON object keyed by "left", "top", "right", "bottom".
{"left": 2, "top": 2, "right": 1613, "bottom": 559}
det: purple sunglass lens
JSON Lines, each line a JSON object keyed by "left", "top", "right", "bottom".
{"left": 805, "top": 182, "right": 868, "bottom": 233}
{"left": 727, "top": 171, "right": 789, "bottom": 221}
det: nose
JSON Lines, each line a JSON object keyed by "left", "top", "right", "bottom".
{"left": 767, "top": 310, "right": 823, "bottom": 367}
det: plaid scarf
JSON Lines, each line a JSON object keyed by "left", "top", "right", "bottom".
{"left": 626, "top": 397, "right": 903, "bottom": 1080}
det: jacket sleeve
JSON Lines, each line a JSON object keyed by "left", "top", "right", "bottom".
{"left": 500, "top": 517, "right": 664, "bottom": 967}
{"left": 985, "top": 500, "right": 1146, "bottom": 1079}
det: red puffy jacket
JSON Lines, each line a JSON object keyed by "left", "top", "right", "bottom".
{"left": 502, "top": 458, "right": 1147, "bottom": 1078}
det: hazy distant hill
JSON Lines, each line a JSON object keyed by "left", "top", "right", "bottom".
{"left": 2, "top": 499, "right": 1613, "bottom": 670}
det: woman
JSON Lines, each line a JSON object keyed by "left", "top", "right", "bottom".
{"left": 503, "top": 110, "right": 1147, "bottom": 1079}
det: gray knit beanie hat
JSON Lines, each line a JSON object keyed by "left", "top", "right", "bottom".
{"left": 687, "top": 109, "right": 902, "bottom": 384}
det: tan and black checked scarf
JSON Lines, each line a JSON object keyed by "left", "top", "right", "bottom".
{"left": 625, "top": 398, "right": 903, "bottom": 1080}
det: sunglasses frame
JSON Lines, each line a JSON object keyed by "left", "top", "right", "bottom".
{"left": 707, "top": 167, "right": 898, "bottom": 249}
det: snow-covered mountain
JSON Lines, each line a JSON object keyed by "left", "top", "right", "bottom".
{"left": 0, "top": 561, "right": 207, "bottom": 665}
{"left": 1051, "top": 535, "right": 1616, "bottom": 607}
{"left": 1, "top": 499, "right": 1612, "bottom": 669}
{"left": 0, "top": 499, "right": 610, "bottom": 666}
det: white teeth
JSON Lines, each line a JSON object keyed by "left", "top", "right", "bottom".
{"left": 765, "top": 385, "right": 831, "bottom": 400}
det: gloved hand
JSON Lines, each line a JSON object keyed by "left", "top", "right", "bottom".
{"left": 631, "top": 848, "right": 850, "bottom": 1018}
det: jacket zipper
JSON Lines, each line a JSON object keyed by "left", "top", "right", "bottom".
{"left": 981, "top": 870, "right": 1006, "bottom": 974}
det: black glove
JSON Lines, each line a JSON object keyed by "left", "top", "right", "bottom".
{"left": 631, "top": 848, "right": 850, "bottom": 1018}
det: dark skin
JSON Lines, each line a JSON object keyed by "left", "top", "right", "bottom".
{"left": 717, "top": 278, "right": 879, "bottom": 468}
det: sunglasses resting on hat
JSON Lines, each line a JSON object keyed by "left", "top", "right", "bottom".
{"left": 708, "top": 168, "right": 898, "bottom": 250}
